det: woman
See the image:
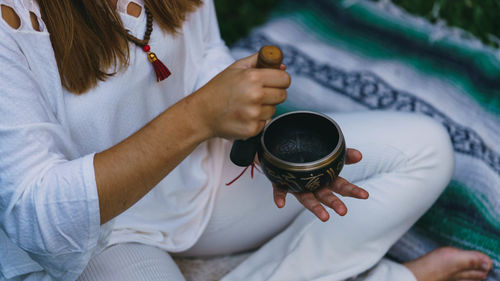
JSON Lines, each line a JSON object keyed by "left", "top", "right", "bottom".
{"left": 0, "top": 0, "right": 493, "bottom": 280}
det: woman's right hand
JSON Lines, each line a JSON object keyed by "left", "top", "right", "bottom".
{"left": 191, "top": 53, "right": 291, "bottom": 140}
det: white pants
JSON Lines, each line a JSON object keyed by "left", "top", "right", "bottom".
{"left": 78, "top": 111, "right": 454, "bottom": 281}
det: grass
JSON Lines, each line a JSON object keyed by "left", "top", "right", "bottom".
{"left": 392, "top": 0, "right": 500, "bottom": 48}
{"left": 214, "top": 0, "right": 500, "bottom": 49}
{"left": 214, "top": 0, "right": 280, "bottom": 46}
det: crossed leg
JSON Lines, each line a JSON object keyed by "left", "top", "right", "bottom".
{"left": 75, "top": 112, "right": 491, "bottom": 281}
{"left": 183, "top": 111, "right": 492, "bottom": 281}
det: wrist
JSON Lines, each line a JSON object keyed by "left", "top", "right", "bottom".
{"left": 180, "top": 89, "right": 216, "bottom": 141}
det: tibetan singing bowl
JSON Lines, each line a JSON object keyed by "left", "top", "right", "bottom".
{"left": 258, "top": 111, "right": 346, "bottom": 193}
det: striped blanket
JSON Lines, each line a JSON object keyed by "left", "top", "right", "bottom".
{"left": 230, "top": 1, "right": 500, "bottom": 279}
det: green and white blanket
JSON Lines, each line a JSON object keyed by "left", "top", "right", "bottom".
{"left": 230, "top": 1, "right": 500, "bottom": 279}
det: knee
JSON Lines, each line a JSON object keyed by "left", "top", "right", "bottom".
{"left": 335, "top": 111, "right": 454, "bottom": 194}
{"left": 400, "top": 113, "right": 455, "bottom": 191}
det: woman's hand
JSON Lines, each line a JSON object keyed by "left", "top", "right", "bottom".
{"left": 272, "top": 148, "right": 369, "bottom": 222}
{"left": 191, "top": 53, "right": 291, "bottom": 140}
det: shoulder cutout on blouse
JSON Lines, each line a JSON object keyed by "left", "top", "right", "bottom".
{"left": 0, "top": 0, "right": 144, "bottom": 33}
{"left": 0, "top": 0, "right": 44, "bottom": 32}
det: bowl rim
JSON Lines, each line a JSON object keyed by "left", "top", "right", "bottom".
{"left": 260, "top": 111, "right": 345, "bottom": 172}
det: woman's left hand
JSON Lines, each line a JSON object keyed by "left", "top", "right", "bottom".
{"left": 272, "top": 148, "right": 369, "bottom": 222}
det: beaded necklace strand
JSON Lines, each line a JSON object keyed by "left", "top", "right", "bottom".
{"left": 126, "top": 6, "right": 171, "bottom": 82}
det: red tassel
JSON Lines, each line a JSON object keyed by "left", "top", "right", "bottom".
{"left": 225, "top": 166, "right": 249, "bottom": 186}
{"left": 225, "top": 162, "right": 262, "bottom": 186}
{"left": 147, "top": 51, "right": 171, "bottom": 82}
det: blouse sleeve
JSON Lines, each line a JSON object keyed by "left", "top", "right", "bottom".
{"left": 0, "top": 28, "right": 100, "bottom": 280}
{"left": 193, "top": 0, "right": 235, "bottom": 89}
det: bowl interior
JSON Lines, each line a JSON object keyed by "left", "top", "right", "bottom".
{"left": 263, "top": 112, "right": 340, "bottom": 164}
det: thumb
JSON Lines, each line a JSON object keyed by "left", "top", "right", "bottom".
{"left": 231, "top": 53, "right": 258, "bottom": 69}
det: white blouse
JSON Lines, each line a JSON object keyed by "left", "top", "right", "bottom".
{"left": 0, "top": 0, "right": 233, "bottom": 280}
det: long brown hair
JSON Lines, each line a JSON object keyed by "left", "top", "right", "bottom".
{"left": 37, "top": 0, "right": 202, "bottom": 94}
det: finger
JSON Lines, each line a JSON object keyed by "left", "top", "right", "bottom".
{"left": 273, "top": 184, "right": 287, "bottom": 208}
{"left": 259, "top": 105, "right": 277, "bottom": 121}
{"left": 345, "top": 148, "right": 362, "bottom": 164}
{"left": 262, "top": 88, "right": 287, "bottom": 105}
{"left": 280, "top": 64, "right": 287, "bottom": 70}
{"left": 232, "top": 53, "right": 259, "bottom": 68}
{"left": 314, "top": 187, "right": 348, "bottom": 216}
{"left": 241, "top": 120, "right": 266, "bottom": 140}
{"left": 453, "top": 270, "right": 489, "bottom": 280}
{"left": 330, "top": 177, "right": 369, "bottom": 199}
{"left": 258, "top": 69, "right": 291, "bottom": 88}
{"left": 251, "top": 120, "right": 267, "bottom": 138}
{"left": 292, "top": 192, "right": 330, "bottom": 221}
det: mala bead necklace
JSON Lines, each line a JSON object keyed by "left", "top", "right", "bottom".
{"left": 126, "top": 6, "right": 171, "bottom": 82}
